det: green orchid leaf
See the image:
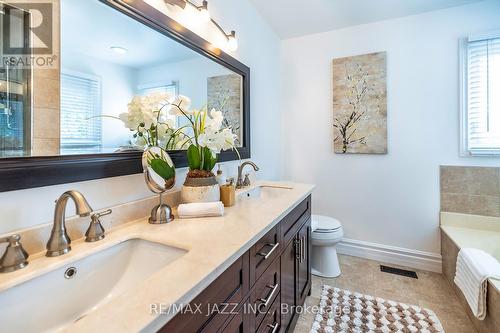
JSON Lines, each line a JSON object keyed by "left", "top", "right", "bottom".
{"left": 201, "top": 147, "right": 209, "bottom": 171}
{"left": 201, "top": 147, "right": 217, "bottom": 172}
{"left": 149, "top": 158, "right": 175, "bottom": 181}
{"left": 209, "top": 156, "right": 217, "bottom": 171}
{"left": 187, "top": 144, "right": 201, "bottom": 170}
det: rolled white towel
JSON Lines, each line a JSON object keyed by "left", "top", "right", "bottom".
{"left": 178, "top": 201, "right": 224, "bottom": 218}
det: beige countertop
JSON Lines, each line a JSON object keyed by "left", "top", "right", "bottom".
{"left": 0, "top": 181, "right": 314, "bottom": 333}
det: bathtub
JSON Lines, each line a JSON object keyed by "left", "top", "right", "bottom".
{"left": 440, "top": 212, "right": 500, "bottom": 333}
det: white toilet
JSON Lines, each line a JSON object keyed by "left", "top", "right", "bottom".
{"left": 311, "top": 215, "right": 344, "bottom": 278}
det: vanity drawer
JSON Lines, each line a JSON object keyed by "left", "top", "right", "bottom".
{"left": 251, "top": 255, "right": 280, "bottom": 328}
{"left": 256, "top": 296, "right": 280, "bottom": 333}
{"left": 159, "top": 252, "right": 249, "bottom": 333}
{"left": 280, "top": 196, "right": 311, "bottom": 246}
{"left": 250, "top": 226, "right": 280, "bottom": 285}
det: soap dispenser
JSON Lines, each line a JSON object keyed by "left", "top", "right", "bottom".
{"left": 215, "top": 164, "right": 226, "bottom": 186}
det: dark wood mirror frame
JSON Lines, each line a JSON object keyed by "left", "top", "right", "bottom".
{"left": 0, "top": 0, "right": 250, "bottom": 192}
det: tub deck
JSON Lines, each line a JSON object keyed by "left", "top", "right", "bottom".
{"left": 441, "top": 212, "right": 500, "bottom": 333}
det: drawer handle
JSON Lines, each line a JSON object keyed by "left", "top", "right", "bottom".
{"left": 257, "top": 242, "right": 279, "bottom": 260}
{"left": 259, "top": 283, "right": 279, "bottom": 308}
{"left": 267, "top": 322, "right": 279, "bottom": 333}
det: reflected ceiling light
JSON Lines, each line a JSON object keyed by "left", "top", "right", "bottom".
{"left": 110, "top": 46, "right": 128, "bottom": 54}
{"left": 164, "top": 0, "right": 237, "bottom": 51}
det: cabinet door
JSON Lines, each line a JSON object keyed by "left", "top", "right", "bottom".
{"left": 219, "top": 310, "right": 244, "bottom": 333}
{"left": 279, "top": 238, "right": 298, "bottom": 332}
{"left": 296, "top": 218, "right": 311, "bottom": 307}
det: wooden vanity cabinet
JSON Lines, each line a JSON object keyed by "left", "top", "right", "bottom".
{"left": 160, "top": 195, "right": 311, "bottom": 333}
{"left": 280, "top": 218, "right": 311, "bottom": 332}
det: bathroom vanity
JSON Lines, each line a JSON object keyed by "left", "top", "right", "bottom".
{"left": 0, "top": 182, "right": 314, "bottom": 332}
{"left": 161, "top": 194, "right": 312, "bottom": 333}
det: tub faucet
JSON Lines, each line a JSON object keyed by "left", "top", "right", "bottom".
{"left": 46, "top": 190, "right": 93, "bottom": 257}
{"left": 236, "top": 161, "right": 260, "bottom": 189}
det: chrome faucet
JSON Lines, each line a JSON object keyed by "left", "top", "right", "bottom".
{"left": 0, "top": 234, "right": 29, "bottom": 273}
{"left": 236, "top": 161, "right": 260, "bottom": 189}
{"left": 46, "top": 190, "right": 93, "bottom": 257}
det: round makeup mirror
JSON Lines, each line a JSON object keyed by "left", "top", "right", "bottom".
{"left": 141, "top": 147, "right": 176, "bottom": 224}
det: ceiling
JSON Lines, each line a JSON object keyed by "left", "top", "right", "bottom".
{"left": 61, "top": 0, "right": 198, "bottom": 69}
{"left": 250, "top": 0, "right": 484, "bottom": 39}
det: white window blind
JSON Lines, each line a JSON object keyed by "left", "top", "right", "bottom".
{"left": 60, "top": 72, "right": 102, "bottom": 150}
{"left": 139, "top": 83, "right": 177, "bottom": 97}
{"left": 463, "top": 35, "right": 500, "bottom": 155}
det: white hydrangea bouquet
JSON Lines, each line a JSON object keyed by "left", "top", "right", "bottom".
{"left": 119, "top": 92, "right": 238, "bottom": 178}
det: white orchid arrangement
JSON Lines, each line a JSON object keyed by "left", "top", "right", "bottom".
{"left": 118, "top": 92, "right": 238, "bottom": 177}
{"left": 118, "top": 92, "right": 189, "bottom": 150}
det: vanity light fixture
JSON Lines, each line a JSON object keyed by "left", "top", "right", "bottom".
{"left": 164, "top": 0, "right": 238, "bottom": 51}
{"left": 110, "top": 46, "right": 128, "bottom": 54}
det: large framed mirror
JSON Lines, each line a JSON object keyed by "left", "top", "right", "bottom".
{"left": 0, "top": 0, "right": 250, "bottom": 192}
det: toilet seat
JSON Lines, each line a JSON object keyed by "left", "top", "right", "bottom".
{"left": 312, "top": 215, "right": 342, "bottom": 233}
{"left": 311, "top": 215, "right": 343, "bottom": 243}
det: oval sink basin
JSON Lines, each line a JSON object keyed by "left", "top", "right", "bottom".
{"left": 238, "top": 185, "right": 293, "bottom": 201}
{"left": 0, "top": 238, "right": 187, "bottom": 333}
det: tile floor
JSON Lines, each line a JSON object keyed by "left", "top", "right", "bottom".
{"left": 294, "top": 255, "right": 477, "bottom": 333}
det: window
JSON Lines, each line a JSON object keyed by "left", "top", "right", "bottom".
{"left": 60, "top": 72, "right": 102, "bottom": 151}
{"left": 138, "top": 82, "right": 177, "bottom": 97}
{"left": 461, "top": 32, "right": 500, "bottom": 156}
{"left": 138, "top": 82, "right": 179, "bottom": 124}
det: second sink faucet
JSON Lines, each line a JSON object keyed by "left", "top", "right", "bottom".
{"left": 236, "top": 161, "right": 260, "bottom": 189}
{"left": 46, "top": 190, "right": 93, "bottom": 257}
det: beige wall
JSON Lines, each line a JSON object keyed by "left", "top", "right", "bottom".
{"left": 440, "top": 166, "right": 500, "bottom": 217}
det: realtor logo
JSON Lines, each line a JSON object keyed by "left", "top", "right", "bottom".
{"left": 2, "top": 1, "right": 57, "bottom": 68}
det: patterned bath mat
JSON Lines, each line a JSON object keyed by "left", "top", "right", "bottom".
{"left": 310, "top": 285, "right": 444, "bottom": 333}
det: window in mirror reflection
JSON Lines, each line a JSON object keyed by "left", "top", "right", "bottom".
{"left": 60, "top": 72, "right": 102, "bottom": 154}
{"left": 138, "top": 82, "right": 179, "bottom": 126}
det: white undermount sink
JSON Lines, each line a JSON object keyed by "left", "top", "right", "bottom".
{"left": 238, "top": 184, "right": 293, "bottom": 200}
{"left": 0, "top": 238, "right": 187, "bottom": 333}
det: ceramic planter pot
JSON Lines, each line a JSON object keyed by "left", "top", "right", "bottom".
{"left": 181, "top": 176, "right": 220, "bottom": 203}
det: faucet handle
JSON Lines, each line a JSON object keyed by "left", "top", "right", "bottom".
{"left": 243, "top": 174, "right": 251, "bottom": 187}
{"left": 85, "top": 209, "right": 111, "bottom": 243}
{"left": 0, "top": 234, "right": 29, "bottom": 273}
{"left": 93, "top": 209, "right": 112, "bottom": 219}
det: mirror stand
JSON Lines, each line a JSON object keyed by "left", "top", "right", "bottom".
{"left": 149, "top": 192, "right": 174, "bottom": 224}
{"left": 142, "top": 147, "right": 176, "bottom": 224}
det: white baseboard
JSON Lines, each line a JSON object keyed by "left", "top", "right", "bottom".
{"left": 337, "top": 238, "right": 442, "bottom": 273}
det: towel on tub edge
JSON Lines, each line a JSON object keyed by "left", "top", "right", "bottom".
{"left": 454, "top": 247, "right": 500, "bottom": 320}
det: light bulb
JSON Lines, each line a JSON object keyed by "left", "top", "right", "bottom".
{"left": 199, "top": 8, "right": 210, "bottom": 23}
{"left": 227, "top": 31, "right": 238, "bottom": 51}
{"left": 198, "top": 1, "right": 210, "bottom": 23}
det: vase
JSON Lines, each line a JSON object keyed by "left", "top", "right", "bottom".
{"left": 181, "top": 176, "right": 220, "bottom": 203}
